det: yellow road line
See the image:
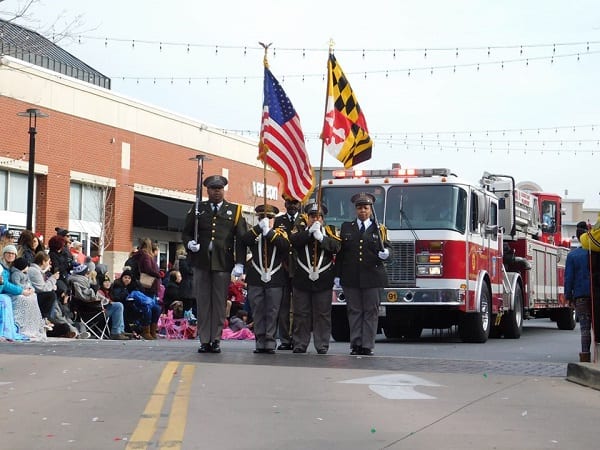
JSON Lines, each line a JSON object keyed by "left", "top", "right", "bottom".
{"left": 158, "top": 364, "right": 196, "bottom": 449}
{"left": 126, "top": 361, "right": 179, "bottom": 450}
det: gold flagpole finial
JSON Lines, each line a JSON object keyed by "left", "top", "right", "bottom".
{"left": 259, "top": 41, "right": 272, "bottom": 68}
{"left": 328, "top": 38, "right": 335, "bottom": 54}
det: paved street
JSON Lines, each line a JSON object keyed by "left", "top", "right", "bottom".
{"left": 1, "top": 321, "right": 598, "bottom": 450}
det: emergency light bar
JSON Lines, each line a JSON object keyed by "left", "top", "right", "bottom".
{"left": 332, "top": 168, "right": 452, "bottom": 179}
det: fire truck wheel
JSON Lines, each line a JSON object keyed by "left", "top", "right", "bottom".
{"left": 331, "top": 306, "right": 350, "bottom": 342}
{"left": 458, "top": 287, "right": 491, "bottom": 343}
{"left": 501, "top": 284, "right": 523, "bottom": 339}
{"left": 556, "top": 307, "right": 576, "bottom": 330}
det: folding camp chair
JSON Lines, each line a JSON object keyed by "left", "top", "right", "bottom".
{"left": 159, "top": 310, "right": 189, "bottom": 340}
{"left": 70, "top": 299, "right": 110, "bottom": 339}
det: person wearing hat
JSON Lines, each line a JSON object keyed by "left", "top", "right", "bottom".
{"left": 69, "top": 263, "right": 130, "bottom": 340}
{"left": 182, "top": 174, "right": 248, "bottom": 353}
{"left": 335, "top": 192, "right": 391, "bottom": 356}
{"left": 272, "top": 193, "right": 302, "bottom": 350}
{"left": 1, "top": 246, "right": 47, "bottom": 341}
{"left": 289, "top": 202, "right": 341, "bottom": 354}
{"left": 565, "top": 221, "right": 597, "bottom": 362}
{"left": 241, "top": 204, "right": 290, "bottom": 354}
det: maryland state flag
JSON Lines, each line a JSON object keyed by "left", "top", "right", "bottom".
{"left": 321, "top": 53, "right": 372, "bottom": 168}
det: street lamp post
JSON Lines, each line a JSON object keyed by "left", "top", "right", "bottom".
{"left": 17, "top": 108, "right": 48, "bottom": 231}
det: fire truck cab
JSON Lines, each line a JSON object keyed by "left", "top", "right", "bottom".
{"left": 323, "top": 166, "right": 574, "bottom": 343}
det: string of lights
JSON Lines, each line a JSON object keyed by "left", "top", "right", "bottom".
{"left": 75, "top": 34, "right": 598, "bottom": 58}
{"left": 110, "top": 49, "right": 599, "bottom": 83}
{"left": 224, "top": 124, "right": 600, "bottom": 139}
{"left": 219, "top": 124, "right": 600, "bottom": 155}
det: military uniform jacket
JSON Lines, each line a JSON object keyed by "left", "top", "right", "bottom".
{"left": 182, "top": 200, "right": 247, "bottom": 272}
{"left": 290, "top": 216, "right": 341, "bottom": 292}
{"left": 336, "top": 221, "right": 391, "bottom": 288}
{"left": 273, "top": 213, "right": 299, "bottom": 277}
{"left": 241, "top": 225, "right": 290, "bottom": 287}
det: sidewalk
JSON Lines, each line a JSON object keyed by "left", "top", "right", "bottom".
{"left": 566, "top": 344, "right": 600, "bottom": 390}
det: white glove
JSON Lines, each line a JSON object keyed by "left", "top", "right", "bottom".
{"left": 232, "top": 263, "right": 244, "bottom": 278}
{"left": 309, "top": 222, "right": 324, "bottom": 241}
{"left": 333, "top": 277, "right": 341, "bottom": 289}
{"left": 259, "top": 217, "right": 271, "bottom": 236}
{"left": 308, "top": 222, "right": 321, "bottom": 233}
{"left": 378, "top": 248, "right": 390, "bottom": 260}
{"left": 313, "top": 228, "right": 324, "bottom": 242}
{"left": 187, "top": 240, "right": 200, "bottom": 253}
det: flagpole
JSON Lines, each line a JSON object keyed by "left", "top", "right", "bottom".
{"left": 260, "top": 41, "right": 272, "bottom": 270}
{"left": 316, "top": 40, "right": 335, "bottom": 214}
{"left": 311, "top": 40, "right": 336, "bottom": 270}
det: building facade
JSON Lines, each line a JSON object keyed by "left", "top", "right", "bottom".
{"left": 0, "top": 55, "right": 280, "bottom": 277}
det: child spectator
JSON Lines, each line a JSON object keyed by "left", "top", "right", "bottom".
{"left": 221, "top": 310, "right": 254, "bottom": 340}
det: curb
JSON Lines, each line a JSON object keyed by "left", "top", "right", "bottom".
{"left": 566, "top": 362, "right": 600, "bottom": 391}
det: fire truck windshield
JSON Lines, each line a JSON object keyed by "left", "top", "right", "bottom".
{"left": 320, "top": 186, "right": 385, "bottom": 228}
{"left": 386, "top": 185, "right": 467, "bottom": 232}
{"left": 320, "top": 184, "right": 467, "bottom": 233}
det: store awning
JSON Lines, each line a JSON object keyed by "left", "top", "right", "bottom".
{"left": 133, "top": 193, "right": 193, "bottom": 232}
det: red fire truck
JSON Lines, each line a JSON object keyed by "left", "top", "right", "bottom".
{"left": 323, "top": 166, "right": 575, "bottom": 343}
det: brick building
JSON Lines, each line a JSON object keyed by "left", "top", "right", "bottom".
{"left": 0, "top": 21, "right": 281, "bottom": 277}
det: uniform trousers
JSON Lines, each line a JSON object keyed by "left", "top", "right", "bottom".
{"left": 248, "top": 285, "right": 283, "bottom": 351}
{"left": 193, "top": 268, "right": 229, "bottom": 344}
{"left": 343, "top": 287, "right": 380, "bottom": 350}
{"left": 277, "top": 280, "right": 293, "bottom": 345}
{"left": 292, "top": 287, "right": 332, "bottom": 352}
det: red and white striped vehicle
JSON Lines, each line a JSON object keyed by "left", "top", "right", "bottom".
{"left": 322, "top": 166, "right": 574, "bottom": 343}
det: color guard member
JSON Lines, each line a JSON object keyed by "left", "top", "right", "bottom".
{"left": 242, "top": 204, "right": 290, "bottom": 354}
{"left": 335, "top": 192, "right": 391, "bottom": 356}
{"left": 290, "top": 202, "right": 341, "bottom": 354}
{"left": 182, "top": 175, "right": 247, "bottom": 354}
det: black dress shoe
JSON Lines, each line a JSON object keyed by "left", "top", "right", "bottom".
{"left": 198, "top": 343, "right": 212, "bottom": 353}
{"left": 292, "top": 348, "right": 306, "bottom": 353}
{"left": 253, "top": 349, "right": 266, "bottom": 354}
{"left": 210, "top": 341, "right": 221, "bottom": 353}
{"left": 316, "top": 349, "right": 328, "bottom": 355}
{"left": 361, "top": 348, "right": 374, "bottom": 356}
{"left": 350, "top": 346, "right": 362, "bottom": 355}
{"left": 265, "top": 349, "right": 276, "bottom": 354}
{"left": 277, "top": 343, "right": 293, "bottom": 350}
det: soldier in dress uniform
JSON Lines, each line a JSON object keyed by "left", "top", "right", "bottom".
{"left": 289, "top": 202, "right": 341, "bottom": 354}
{"left": 241, "top": 204, "right": 290, "bottom": 354}
{"left": 182, "top": 175, "right": 247, "bottom": 354}
{"left": 335, "top": 192, "right": 391, "bottom": 356}
{"left": 273, "top": 193, "right": 301, "bottom": 350}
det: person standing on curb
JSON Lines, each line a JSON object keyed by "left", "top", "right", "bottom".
{"left": 289, "top": 202, "right": 340, "bottom": 354}
{"left": 241, "top": 204, "right": 289, "bottom": 354}
{"left": 182, "top": 175, "right": 247, "bottom": 354}
{"left": 273, "top": 193, "right": 301, "bottom": 350}
{"left": 335, "top": 192, "right": 391, "bottom": 356}
{"left": 565, "top": 221, "right": 594, "bottom": 362}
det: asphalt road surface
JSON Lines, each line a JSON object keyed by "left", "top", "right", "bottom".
{"left": 1, "top": 319, "right": 598, "bottom": 450}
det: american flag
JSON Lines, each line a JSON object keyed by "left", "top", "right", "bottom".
{"left": 259, "top": 67, "right": 314, "bottom": 202}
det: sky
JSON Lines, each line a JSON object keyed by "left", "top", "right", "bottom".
{"left": 6, "top": 0, "right": 600, "bottom": 207}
